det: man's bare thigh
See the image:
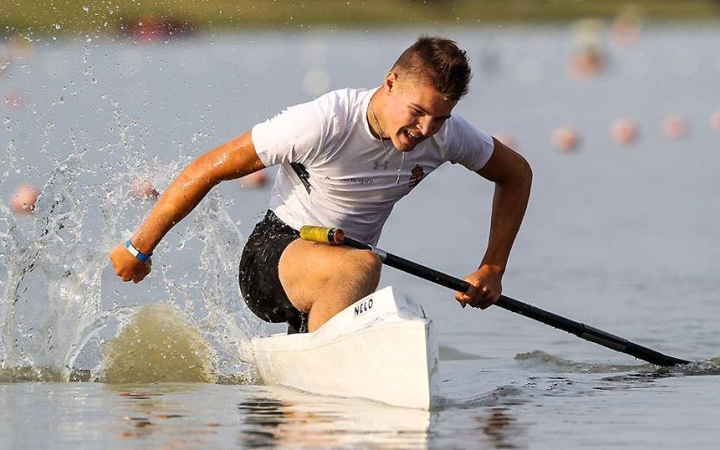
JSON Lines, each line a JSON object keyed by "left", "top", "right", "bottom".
{"left": 278, "top": 239, "right": 380, "bottom": 313}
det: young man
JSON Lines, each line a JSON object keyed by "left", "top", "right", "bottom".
{"left": 110, "top": 36, "right": 532, "bottom": 333}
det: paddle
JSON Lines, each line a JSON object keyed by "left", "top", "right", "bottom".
{"left": 300, "top": 226, "right": 691, "bottom": 367}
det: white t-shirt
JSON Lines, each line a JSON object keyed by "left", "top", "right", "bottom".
{"left": 252, "top": 88, "right": 494, "bottom": 245}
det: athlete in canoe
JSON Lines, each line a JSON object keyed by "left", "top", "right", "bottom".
{"left": 110, "top": 35, "right": 533, "bottom": 333}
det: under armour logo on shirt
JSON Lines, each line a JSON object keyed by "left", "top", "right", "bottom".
{"left": 373, "top": 160, "right": 390, "bottom": 170}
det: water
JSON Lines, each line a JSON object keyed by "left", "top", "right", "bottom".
{"left": 1, "top": 24, "right": 719, "bottom": 448}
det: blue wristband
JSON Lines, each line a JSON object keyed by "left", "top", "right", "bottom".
{"left": 125, "top": 240, "right": 152, "bottom": 262}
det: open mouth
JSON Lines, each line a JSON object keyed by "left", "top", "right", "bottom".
{"left": 403, "top": 129, "right": 423, "bottom": 146}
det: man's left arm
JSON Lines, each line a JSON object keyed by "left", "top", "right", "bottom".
{"left": 455, "top": 137, "right": 532, "bottom": 309}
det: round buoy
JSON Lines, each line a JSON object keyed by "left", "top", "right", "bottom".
{"left": 662, "top": 116, "right": 689, "bottom": 140}
{"left": 709, "top": 110, "right": 720, "bottom": 135}
{"left": 552, "top": 125, "right": 580, "bottom": 152}
{"left": 4, "top": 89, "right": 24, "bottom": 110}
{"left": 131, "top": 178, "right": 160, "bottom": 199}
{"left": 9, "top": 183, "right": 39, "bottom": 215}
{"left": 241, "top": 170, "right": 269, "bottom": 189}
{"left": 493, "top": 132, "right": 517, "bottom": 149}
{"left": 610, "top": 118, "right": 639, "bottom": 146}
{"left": 566, "top": 47, "right": 604, "bottom": 80}
{"left": 611, "top": 7, "right": 644, "bottom": 48}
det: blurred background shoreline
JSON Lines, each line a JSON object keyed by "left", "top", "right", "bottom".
{"left": 2, "top": 0, "right": 720, "bottom": 40}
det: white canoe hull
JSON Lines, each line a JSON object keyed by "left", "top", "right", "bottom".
{"left": 251, "top": 286, "right": 439, "bottom": 409}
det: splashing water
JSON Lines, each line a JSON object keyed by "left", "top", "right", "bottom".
{"left": 0, "top": 151, "right": 106, "bottom": 381}
{"left": 103, "top": 302, "right": 217, "bottom": 383}
{"left": 0, "top": 100, "right": 262, "bottom": 385}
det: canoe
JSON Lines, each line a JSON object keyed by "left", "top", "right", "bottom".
{"left": 251, "top": 286, "right": 439, "bottom": 409}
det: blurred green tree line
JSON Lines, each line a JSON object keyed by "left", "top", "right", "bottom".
{"left": 1, "top": 0, "right": 718, "bottom": 37}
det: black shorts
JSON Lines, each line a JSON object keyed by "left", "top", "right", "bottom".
{"left": 239, "top": 210, "right": 308, "bottom": 333}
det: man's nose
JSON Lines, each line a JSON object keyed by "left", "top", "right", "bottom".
{"left": 416, "top": 117, "right": 432, "bottom": 135}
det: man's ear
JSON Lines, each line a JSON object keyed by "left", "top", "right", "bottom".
{"left": 385, "top": 71, "right": 398, "bottom": 91}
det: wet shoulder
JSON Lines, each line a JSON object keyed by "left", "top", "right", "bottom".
{"left": 314, "top": 88, "right": 372, "bottom": 142}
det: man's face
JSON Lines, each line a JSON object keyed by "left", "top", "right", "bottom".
{"left": 383, "top": 73, "right": 457, "bottom": 152}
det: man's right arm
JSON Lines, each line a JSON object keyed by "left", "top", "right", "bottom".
{"left": 110, "top": 130, "right": 265, "bottom": 283}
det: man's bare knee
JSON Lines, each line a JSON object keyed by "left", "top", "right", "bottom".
{"left": 348, "top": 250, "right": 381, "bottom": 286}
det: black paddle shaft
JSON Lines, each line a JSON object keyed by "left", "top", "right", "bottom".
{"left": 340, "top": 236, "right": 690, "bottom": 367}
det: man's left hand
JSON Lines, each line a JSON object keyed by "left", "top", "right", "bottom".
{"left": 455, "top": 264, "right": 503, "bottom": 309}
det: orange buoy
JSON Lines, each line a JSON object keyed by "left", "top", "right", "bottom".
{"left": 566, "top": 47, "right": 604, "bottom": 80}
{"left": 131, "top": 178, "right": 160, "bottom": 199}
{"left": 493, "top": 132, "right": 517, "bottom": 149}
{"left": 240, "top": 170, "right": 269, "bottom": 189}
{"left": 610, "top": 118, "right": 639, "bottom": 146}
{"left": 611, "top": 7, "right": 644, "bottom": 48}
{"left": 552, "top": 125, "right": 580, "bottom": 152}
{"left": 709, "top": 110, "right": 720, "bottom": 135}
{"left": 9, "top": 183, "right": 40, "bottom": 215}
{"left": 4, "top": 89, "right": 24, "bottom": 110}
{"left": 662, "top": 116, "right": 689, "bottom": 140}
